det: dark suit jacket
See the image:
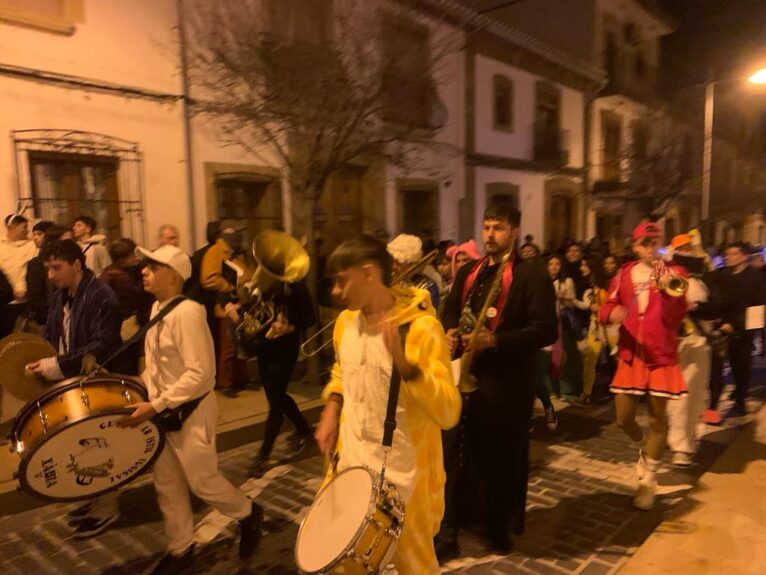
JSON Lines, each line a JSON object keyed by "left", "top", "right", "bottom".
{"left": 45, "top": 270, "right": 123, "bottom": 378}
{"left": 442, "top": 255, "right": 557, "bottom": 430}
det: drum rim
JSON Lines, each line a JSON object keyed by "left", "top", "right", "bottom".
{"left": 295, "top": 465, "right": 380, "bottom": 572}
{"left": 11, "top": 374, "right": 147, "bottom": 437}
{"left": 15, "top": 411, "right": 165, "bottom": 503}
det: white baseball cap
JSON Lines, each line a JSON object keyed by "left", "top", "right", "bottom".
{"left": 135, "top": 244, "right": 192, "bottom": 281}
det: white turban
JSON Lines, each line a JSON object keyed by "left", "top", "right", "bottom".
{"left": 387, "top": 234, "right": 423, "bottom": 264}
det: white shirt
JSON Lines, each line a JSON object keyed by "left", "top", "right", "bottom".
{"left": 630, "top": 263, "right": 653, "bottom": 314}
{"left": 143, "top": 298, "right": 216, "bottom": 413}
{"left": 336, "top": 313, "right": 417, "bottom": 502}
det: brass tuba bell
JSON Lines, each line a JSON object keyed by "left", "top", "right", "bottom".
{"left": 236, "top": 230, "right": 310, "bottom": 341}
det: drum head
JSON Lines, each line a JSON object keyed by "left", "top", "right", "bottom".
{"left": 296, "top": 467, "right": 374, "bottom": 571}
{"left": 18, "top": 413, "right": 164, "bottom": 501}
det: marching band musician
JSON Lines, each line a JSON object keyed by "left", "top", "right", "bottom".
{"left": 314, "top": 235, "right": 461, "bottom": 574}
{"left": 599, "top": 222, "right": 688, "bottom": 510}
{"left": 435, "top": 202, "right": 557, "bottom": 561}
{"left": 25, "top": 239, "right": 123, "bottom": 538}
{"left": 387, "top": 233, "right": 441, "bottom": 309}
{"left": 120, "top": 244, "right": 263, "bottom": 574}
{"left": 239, "top": 262, "right": 316, "bottom": 478}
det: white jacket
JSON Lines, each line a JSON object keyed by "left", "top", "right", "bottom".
{"left": 0, "top": 238, "right": 37, "bottom": 298}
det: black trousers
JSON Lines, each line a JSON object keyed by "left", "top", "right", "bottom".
{"left": 439, "top": 389, "right": 531, "bottom": 541}
{"left": 256, "top": 339, "right": 310, "bottom": 459}
{"left": 728, "top": 332, "right": 753, "bottom": 408}
{"left": 709, "top": 332, "right": 753, "bottom": 409}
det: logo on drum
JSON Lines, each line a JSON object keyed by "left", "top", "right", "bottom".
{"left": 66, "top": 437, "right": 115, "bottom": 486}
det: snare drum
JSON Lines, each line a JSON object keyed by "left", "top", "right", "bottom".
{"left": 11, "top": 374, "right": 165, "bottom": 501}
{"left": 295, "top": 466, "right": 404, "bottom": 574}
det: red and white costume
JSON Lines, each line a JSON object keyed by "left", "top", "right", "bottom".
{"left": 600, "top": 260, "right": 688, "bottom": 398}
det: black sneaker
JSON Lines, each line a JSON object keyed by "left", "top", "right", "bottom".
{"left": 239, "top": 501, "right": 264, "bottom": 560}
{"left": 434, "top": 536, "right": 460, "bottom": 564}
{"left": 151, "top": 546, "right": 194, "bottom": 575}
{"left": 544, "top": 406, "right": 558, "bottom": 432}
{"left": 72, "top": 513, "right": 120, "bottom": 538}
{"left": 67, "top": 502, "right": 92, "bottom": 523}
{"left": 288, "top": 429, "right": 313, "bottom": 456}
{"left": 251, "top": 455, "right": 268, "bottom": 479}
{"left": 487, "top": 530, "right": 513, "bottom": 554}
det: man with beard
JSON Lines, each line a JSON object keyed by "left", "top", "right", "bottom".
{"left": 434, "top": 202, "right": 557, "bottom": 560}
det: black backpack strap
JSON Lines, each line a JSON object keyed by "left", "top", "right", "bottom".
{"left": 382, "top": 323, "right": 411, "bottom": 449}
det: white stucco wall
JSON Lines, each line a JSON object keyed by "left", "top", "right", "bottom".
{"left": 1, "top": 0, "right": 466, "bottom": 250}
{"left": 473, "top": 167, "right": 546, "bottom": 245}
{"left": 473, "top": 54, "right": 585, "bottom": 168}
{"left": 0, "top": 0, "right": 180, "bottom": 94}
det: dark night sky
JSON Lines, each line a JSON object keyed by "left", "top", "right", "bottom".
{"left": 659, "top": 0, "right": 766, "bottom": 88}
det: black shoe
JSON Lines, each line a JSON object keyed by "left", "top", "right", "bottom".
{"left": 544, "top": 405, "right": 558, "bottom": 431}
{"left": 434, "top": 536, "right": 460, "bottom": 564}
{"left": 288, "top": 429, "right": 312, "bottom": 456}
{"left": 725, "top": 403, "right": 747, "bottom": 418}
{"left": 239, "top": 502, "right": 264, "bottom": 560}
{"left": 251, "top": 455, "right": 268, "bottom": 479}
{"left": 72, "top": 513, "right": 119, "bottom": 538}
{"left": 487, "top": 531, "right": 513, "bottom": 554}
{"left": 151, "top": 546, "right": 194, "bottom": 575}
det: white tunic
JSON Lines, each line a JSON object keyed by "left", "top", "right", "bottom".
{"left": 143, "top": 298, "right": 216, "bottom": 413}
{"left": 336, "top": 313, "right": 417, "bottom": 502}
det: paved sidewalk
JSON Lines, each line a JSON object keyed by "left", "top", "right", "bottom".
{"left": 0, "top": 368, "right": 762, "bottom": 574}
{"left": 619, "top": 401, "right": 766, "bottom": 575}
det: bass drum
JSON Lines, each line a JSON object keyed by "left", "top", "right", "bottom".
{"left": 11, "top": 374, "right": 165, "bottom": 501}
{"left": 295, "top": 466, "right": 404, "bottom": 574}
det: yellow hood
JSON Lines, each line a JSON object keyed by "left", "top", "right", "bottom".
{"left": 386, "top": 285, "right": 436, "bottom": 326}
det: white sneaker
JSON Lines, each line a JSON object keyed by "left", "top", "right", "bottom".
{"left": 636, "top": 450, "right": 647, "bottom": 481}
{"left": 672, "top": 451, "right": 693, "bottom": 468}
{"left": 633, "top": 481, "right": 656, "bottom": 510}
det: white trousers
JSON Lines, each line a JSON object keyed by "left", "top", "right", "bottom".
{"left": 153, "top": 394, "right": 251, "bottom": 556}
{"left": 667, "top": 340, "right": 711, "bottom": 454}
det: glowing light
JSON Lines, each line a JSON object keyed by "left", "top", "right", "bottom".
{"left": 748, "top": 68, "right": 766, "bottom": 84}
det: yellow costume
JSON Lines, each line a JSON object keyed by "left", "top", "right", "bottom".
{"left": 322, "top": 286, "right": 461, "bottom": 574}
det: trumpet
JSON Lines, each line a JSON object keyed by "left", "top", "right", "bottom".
{"left": 300, "top": 250, "right": 439, "bottom": 358}
{"left": 652, "top": 260, "right": 688, "bottom": 297}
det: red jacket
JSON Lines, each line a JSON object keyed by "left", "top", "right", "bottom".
{"left": 599, "top": 261, "right": 688, "bottom": 367}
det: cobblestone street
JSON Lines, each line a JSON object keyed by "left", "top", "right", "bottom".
{"left": 0, "top": 370, "right": 762, "bottom": 575}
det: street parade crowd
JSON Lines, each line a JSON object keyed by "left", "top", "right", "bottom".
{"left": 0, "top": 203, "right": 764, "bottom": 574}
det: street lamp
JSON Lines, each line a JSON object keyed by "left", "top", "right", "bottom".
{"left": 748, "top": 69, "right": 766, "bottom": 84}
{"left": 701, "top": 67, "right": 766, "bottom": 242}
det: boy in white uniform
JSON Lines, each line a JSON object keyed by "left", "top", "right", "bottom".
{"left": 119, "top": 244, "right": 262, "bottom": 574}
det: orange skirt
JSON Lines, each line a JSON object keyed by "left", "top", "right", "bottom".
{"left": 610, "top": 354, "right": 687, "bottom": 398}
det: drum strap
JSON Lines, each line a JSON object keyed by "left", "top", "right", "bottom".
{"left": 382, "top": 323, "right": 410, "bottom": 449}
{"left": 95, "top": 296, "right": 187, "bottom": 372}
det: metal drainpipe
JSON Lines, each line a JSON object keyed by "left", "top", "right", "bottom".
{"left": 177, "top": 0, "right": 197, "bottom": 250}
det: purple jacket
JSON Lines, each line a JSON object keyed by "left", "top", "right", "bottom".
{"left": 44, "top": 270, "right": 123, "bottom": 378}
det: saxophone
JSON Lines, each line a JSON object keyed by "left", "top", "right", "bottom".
{"left": 457, "top": 250, "right": 513, "bottom": 393}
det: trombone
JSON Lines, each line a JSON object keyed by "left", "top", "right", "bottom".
{"left": 300, "top": 250, "right": 439, "bottom": 358}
